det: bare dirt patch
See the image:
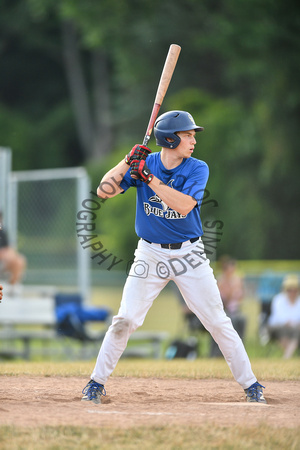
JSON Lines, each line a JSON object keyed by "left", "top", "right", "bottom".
{"left": 0, "top": 377, "right": 299, "bottom": 429}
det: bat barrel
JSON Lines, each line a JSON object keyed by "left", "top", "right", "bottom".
{"left": 143, "top": 44, "right": 181, "bottom": 145}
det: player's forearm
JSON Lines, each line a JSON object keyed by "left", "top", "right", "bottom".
{"left": 97, "top": 160, "right": 128, "bottom": 199}
{"left": 148, "top": 176, "right": 197, "bottom": 215}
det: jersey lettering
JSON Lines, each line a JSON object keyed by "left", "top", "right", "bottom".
{"left": 165, "top": 210, "right": 186, "bottom": 219}
{"left": 144, "top": 203, "right": 164, "bottom": 217}
{"left": 145, "top": 178, "right": 186, "bottom": 220}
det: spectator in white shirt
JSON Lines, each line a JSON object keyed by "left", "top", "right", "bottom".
{"left": 268, "top": 274, "right": 300, "bottom": 359}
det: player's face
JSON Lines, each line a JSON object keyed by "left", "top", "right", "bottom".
{"left": 176, "top": 130, "right": 197, "bottom": 158}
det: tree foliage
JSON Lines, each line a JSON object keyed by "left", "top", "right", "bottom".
{"left": 0, "top": 0, "right": 299, "bottom": 259}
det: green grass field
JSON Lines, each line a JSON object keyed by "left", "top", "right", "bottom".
{"left": 1, "top": 422, "right": 298, "bottom": 450}
{"left": 0, "top": 358, "right": 299, "bottom": 381}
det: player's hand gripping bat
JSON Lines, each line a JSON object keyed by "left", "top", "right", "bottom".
{"left": 142, "top": 44, "right": 181, "bottom": 147}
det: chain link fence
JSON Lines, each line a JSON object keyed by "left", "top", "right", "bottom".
{"left": 7, "top": 167, "right": 91, "bottom": 300}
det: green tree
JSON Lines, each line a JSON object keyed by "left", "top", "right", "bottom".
{"left": 0, "top": 0, "right": 299, "bottom": 259}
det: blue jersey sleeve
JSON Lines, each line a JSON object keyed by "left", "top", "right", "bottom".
{"left": 119, "top": 167, "right": 138, "bottom": 192}
{"left": 180, "top": 161, "right": 209, "bottom": 207}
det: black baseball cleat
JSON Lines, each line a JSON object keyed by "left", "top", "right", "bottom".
{"left": 244, "top": 381, "right": 267, "bottom": 403}
{"left": 81, "top": 379, "right": 106, "bottom": 404}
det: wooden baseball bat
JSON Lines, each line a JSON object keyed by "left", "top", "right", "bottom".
{"left": 143, "top": 44, "right": 181, "bottom": 146}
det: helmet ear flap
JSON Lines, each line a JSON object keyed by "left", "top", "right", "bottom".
{"left": 155, "top": 131, "right": 181, "bottom": 149}
{"left": 165, "top": 135, "right": 179, "bottom": 149}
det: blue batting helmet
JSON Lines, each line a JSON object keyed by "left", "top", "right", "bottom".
{"left": 154, "top": 111, "right": 204, "bottom": 149}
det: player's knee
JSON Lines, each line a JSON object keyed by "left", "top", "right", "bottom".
{"left": 110, "top": 317, "right": 134, "bottom": 338}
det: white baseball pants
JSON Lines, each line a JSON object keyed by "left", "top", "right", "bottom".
{"left": 91, "top": 238, "right": 257, "bottom": 390}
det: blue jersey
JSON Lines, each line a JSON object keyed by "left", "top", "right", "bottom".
{"left": 120, "top": 152, "right": 209, "bottom": 244}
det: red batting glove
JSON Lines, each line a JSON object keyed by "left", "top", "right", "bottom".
{"left": 130, "top": 159, "right": 154, "bottom": 184}
{"left": 125, "top": 144, "right": 151, "bottom": 165}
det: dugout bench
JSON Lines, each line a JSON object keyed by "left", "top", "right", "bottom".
{"left": 0, "top": 286, "right": 168, "bottom": 360}
{"left": 0, "top": 287, "right": 58, "bottom": 360}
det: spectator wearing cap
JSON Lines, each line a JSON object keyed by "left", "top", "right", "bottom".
{"left": 268, "top": 274, "right": 300, "bottom": 359}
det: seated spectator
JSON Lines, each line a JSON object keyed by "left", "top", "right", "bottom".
{"left": 0, "top": 212, "right": 27, "bottom": 286}
{"left": 210, "top": 256, "right": 247, "bottom": 357}
{"left": 256, "top": 271, "right": 283, "bottom": 345}
{"left": 268, "top": 274, "right": 300, "bottom": 359}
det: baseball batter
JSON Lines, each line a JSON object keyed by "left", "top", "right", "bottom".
{"left": 82, "top": 111, "right": 266, "bottom": 404}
